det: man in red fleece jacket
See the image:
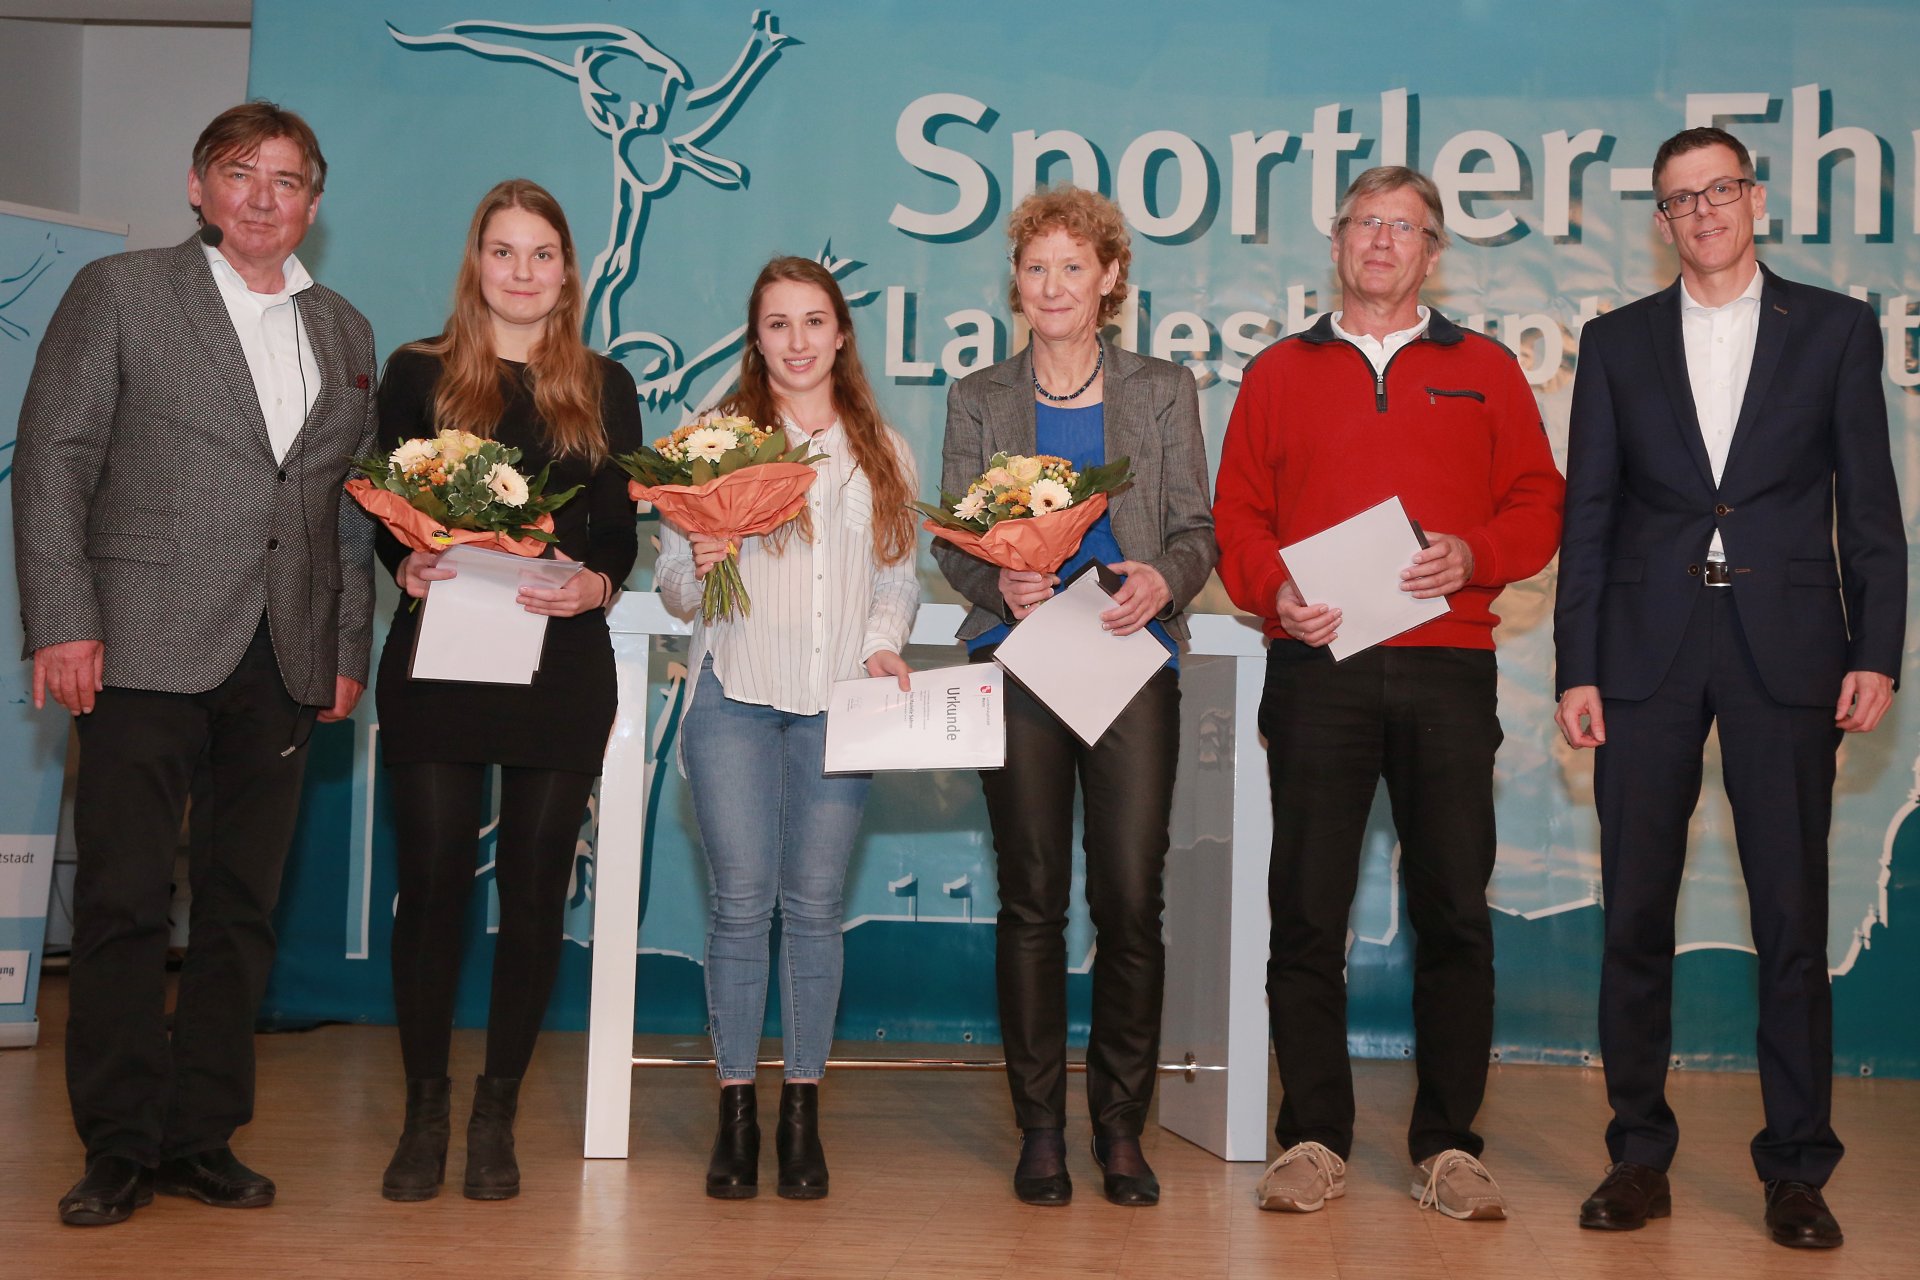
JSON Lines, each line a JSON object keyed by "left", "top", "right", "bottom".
{"left": 1213, "top": 166, "right": 1564, "bottom": 1224}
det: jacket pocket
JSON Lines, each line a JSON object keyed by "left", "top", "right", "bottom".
{"left": 1425, "top": 386, "right": 1487, "bottom": 403}
{"left": 86, "top": 507, "right": 178, "bottom": 564}
{"left": 1605, "top": 557, "right": 1644, "bottom": 583}
{"left": 1786, "top": 558, "right": 1840, "bottom": 587}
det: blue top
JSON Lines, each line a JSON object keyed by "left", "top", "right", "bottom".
{"left": 968, "top": 400, "right": 1177, "bottom": 670}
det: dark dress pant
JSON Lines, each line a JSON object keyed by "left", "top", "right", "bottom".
{"left": 1259, "top": 643, "right": 1503, "bottom": 1164}
{"left": 67, "top": 618, "right": 313, "bottom": 1163}
{"left": 975, "top": 648, "right": 1180, "bottom": 1136}
{"left": 1595, "top": 587, "right": 1845, "bottom": 1185}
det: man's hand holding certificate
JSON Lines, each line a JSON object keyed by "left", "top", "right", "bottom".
{"left": 1277, "top": 496, "right": 1450, "bottom": 661}
{"left": 825, "top": 664, "right": 1006, "bottom": 773}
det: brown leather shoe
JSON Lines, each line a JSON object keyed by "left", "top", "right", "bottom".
{"left": 1578, "top": 1162, "right": 1670, "bottom": 1230}
{"left": 1763, "top": 1181, "right": 1843, "bottom": 1249}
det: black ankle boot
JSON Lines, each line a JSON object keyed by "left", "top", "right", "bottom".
{"left": 1013, "top": 1127, "right": 1072, "bottom": 1205}
{"left": 463, "top": 1075, "right": 521, "bottom": 1201}
{"left": 775, "top": 1082, "right": 828, "bottom": 1200}
{"left": 1092, "top": 1133, "right": 1160, "bottom": 1206}
{"left": 382, "top": 1076, "right": 451, "bottom": 1202}
{"left": 705, "top": 1083, "right": 760, "bottom": 1199}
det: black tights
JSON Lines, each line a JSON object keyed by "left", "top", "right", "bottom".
{"left": 388, "top": 762, "right": 596, "bottom": 1080}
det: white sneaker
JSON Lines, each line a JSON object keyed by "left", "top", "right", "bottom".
{"left": 1411, "top": 1149, "right": 1507, "bottom": 1220}
{"left": 1256, "top": 1141, "right": 1346, "bottom": 1212}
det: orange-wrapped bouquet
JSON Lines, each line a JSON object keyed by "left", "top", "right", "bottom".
{"left": 915, "top": 451, "right": 1133, "bottom": 574}
{"left": 347, "top": 429, "right": 581, "bottom": 557}
{"left": 616, "top": 415, "right": 827, "bottom": 622}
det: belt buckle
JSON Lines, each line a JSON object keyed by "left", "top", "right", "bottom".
{"left": 1704, "top": 562, "right": 1732, "bottom": 587}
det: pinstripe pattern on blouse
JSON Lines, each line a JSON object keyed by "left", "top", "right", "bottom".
{"left": 656, "top": 419, "right": 920, "bottom": 716}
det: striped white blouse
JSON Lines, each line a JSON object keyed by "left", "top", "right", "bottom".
{"left": 655, "top": 419, "right": 921, "bottom": 716}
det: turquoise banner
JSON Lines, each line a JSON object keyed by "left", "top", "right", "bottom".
{"left": 1, "top": 204, "right": 125, "bottom": 1045}
{"left": 243, "top": 1, "right": 1920, "bottom": 1075}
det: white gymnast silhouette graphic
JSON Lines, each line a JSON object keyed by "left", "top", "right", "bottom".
{"left": 390, "top": 10, "right": 870, "bottom": 416}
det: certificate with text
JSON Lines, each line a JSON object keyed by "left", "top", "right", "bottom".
{"left": 410, "top": 544, "right": 582, "bottom": 684}
{"left": 824, "top": 664, "right": 1006, "bottom": 773}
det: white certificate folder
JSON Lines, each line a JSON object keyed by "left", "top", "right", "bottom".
{"left": 992, "top": 562, "right": 1175, "bottom": 748}
{"left": 410, "top": 544, "right": 582, "bottom": 685}
{"left": 824, "top": 664, "right": 1006, "bottom": 773}
{"left": 1277, "top": 495, "right": 1449, "bottom": 662}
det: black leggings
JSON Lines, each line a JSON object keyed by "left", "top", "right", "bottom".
{"left": 387, "top": 762, "right": 596, "bottom": 1080}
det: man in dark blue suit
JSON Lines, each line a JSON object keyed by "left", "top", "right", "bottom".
{"left": 1554, "top": 127, "right": 1905, "bottom": 1250}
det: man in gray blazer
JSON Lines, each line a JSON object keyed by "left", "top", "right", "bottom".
{"left": 13, "top": 102, "right": 375, "bottom": 1227}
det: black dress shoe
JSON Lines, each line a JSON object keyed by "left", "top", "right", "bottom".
{"left": 1578, "top": 1161, "right": 1670, "bottom": 1230}
{"left": 775, "top": 1081, "right": 828, "bottom": 1200}
{"left": 1012, "top": 1128, "right": 1071, "bottom": 1206}
{"left": 59, "top": 1156, "right": 153, "bottom": 1227}
{"left": 706, "top": 1083, "right": 760, "bottom": 1199}
{"left": 1764, "top": 1181, "right": 1843, "bottom": 1249}
{"left": 1092, "top": 1134, "right": 1160, "bottom": 1207}
{"left": 153, "top": 1147, "right": 276, "bottom": 1208}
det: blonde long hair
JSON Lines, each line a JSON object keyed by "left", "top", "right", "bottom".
{"left": 408, "top": 179, "right": 607, "bottom": 464}
{"left": 722, "top": 257, "right": 913, "bottom": 565}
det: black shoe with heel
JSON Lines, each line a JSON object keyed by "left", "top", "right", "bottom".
{"left": 382, "top": 1076, "right": 451, "bottom": 1202}
{"left": 1013, "top": 1127, "right": 1071, "bottom": 1205}
{"left": 1092, "top": 1133, "right": 1160, "bottom": 1206}
{"left": 463, "top": 1075, "right": 521, "bottom": 1201}
{"left": 706, "top": 1082, "right": 760, "bottom": 1199}
{"left": 775, "top": 1081, "right": 828, "bottom": 1200}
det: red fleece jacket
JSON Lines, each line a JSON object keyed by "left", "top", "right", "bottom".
{"left": 1213, "top": 312, "right": 1565, "bottom": 649}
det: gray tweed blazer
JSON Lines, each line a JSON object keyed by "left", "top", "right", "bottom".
{"left": 934, "top": 340, "right": 1216, "bottom": 643}
{"left": 13, "top": 237, "right": 377, "bottom": 705}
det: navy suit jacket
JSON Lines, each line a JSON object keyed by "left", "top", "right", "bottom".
{"left": 1555, "top": 264, "right": 1905, "bottom": 707}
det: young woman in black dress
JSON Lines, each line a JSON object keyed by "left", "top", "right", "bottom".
{"left": 372, "top": 179, "right": 641, "bottom": 1202}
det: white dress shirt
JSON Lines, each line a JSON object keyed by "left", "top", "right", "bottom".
{"left": 201, "top": 243, "right": 320, "bottom": 463}
{"left": 656, "top": 418, "right": 921, "bottom": 717}
{"left": 1679, "top": 267, "right": 1763, "bottom": 561}
{"left": 1331, "top": 305, "right": 1431, "bottom": 374}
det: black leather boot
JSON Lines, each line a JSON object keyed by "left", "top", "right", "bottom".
{"left": 776, "top": 1081, "right": 828, "bottom": 1200}
{"left": 705, "top": 1083, "right": 760, "bottom": 1199}
{"left": 463, "top": 1075, "right": 521, "bottom": 1201}
{"left": 382, "top": 1076, "right": 452, "bottom": 1202}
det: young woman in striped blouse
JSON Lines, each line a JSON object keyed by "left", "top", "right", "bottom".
{"left": 655, "top": 256, "right": 919, "bottom": 1200}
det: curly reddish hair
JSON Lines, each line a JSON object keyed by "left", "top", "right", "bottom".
{"left": 1004, "top": 185, "right": 1131, "bottom": 325}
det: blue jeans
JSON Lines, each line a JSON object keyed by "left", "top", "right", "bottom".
{"left": 682, "top": 663, "right": 870, "bottom": 1081}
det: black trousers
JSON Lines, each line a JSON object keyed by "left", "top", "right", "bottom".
{"left": 975, "top": 648, "right": 1180, "bottom": 1136}
{"left": 67, "top": 618, "right": 314, "bottom": 1163}
{"left": 386, "top": 761, "right": 597, "bottom": 1081}
{"left": 1595, "top": 588, "right": 1845, "bottom": 1185}
{"left": 1259, "top": 643, "right": 1502, "bottom": 1164}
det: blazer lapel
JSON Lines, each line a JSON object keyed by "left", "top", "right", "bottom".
{"left": 1101, "top": 341, "right": 1148, "bottom": 470}
{"left": 985, "top": 346, "right": 1037, "bottom": 457}
{"left": 1646, "top": 278, "right": 1716, "bottom": 490}
{"left": 170, "top": 239, "right": 274, "bottom": 457}
{"left": 293, "top": 286, "right": 341, "bottom": 441}
{"left": 1719, "top": 265, "right": 1791, "bottom": 484}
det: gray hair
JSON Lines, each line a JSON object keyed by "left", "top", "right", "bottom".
{"left": 1334, "top": 166, "right": 1449, "bottom": 249}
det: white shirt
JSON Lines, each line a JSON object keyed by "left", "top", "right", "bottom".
{"left": 656, "top": 418, "right": 921, "bottom": 717}
{"left": 1680, "top": 267, "right": 1763, "bottom": 561}
{"left": 201, "top": 243, "right": 320, "bottom": 463}
{"left": 1331, "top": 305, "right": 1431, "bottom": 375}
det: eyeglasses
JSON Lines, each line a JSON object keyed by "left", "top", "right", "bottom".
{"left": 1338, "top": 215, "right": 1437, "bottom": 242}
{"left": 1656, "top": 178, "right": 1753, "bottom": 220}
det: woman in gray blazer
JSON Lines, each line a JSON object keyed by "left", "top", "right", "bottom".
{"left": 932, "top": 186, "right": 1216, "bottom": 1207}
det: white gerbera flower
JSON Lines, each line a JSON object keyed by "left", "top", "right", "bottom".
{"left": 389, "top": 438, "right": 437, "bottom": 473}
{"left": 485, "top": 462, "right": 530, "bottom": 506}
{"left": 1028, "top": 478, "right": 1072, "bottom": 515}
{"left": 683, "top": 425, "right": 739, "bottom": 463}
{"left": 953, "top": 491, "right": 988, "bottom": 521}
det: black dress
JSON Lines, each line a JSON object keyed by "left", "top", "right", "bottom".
{"left": 372, "top": 348, "right": 642, "bottom": 775}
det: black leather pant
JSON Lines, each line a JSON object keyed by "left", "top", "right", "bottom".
{"left": 975, "top": 648, "right": 1180, "bottom": 1136}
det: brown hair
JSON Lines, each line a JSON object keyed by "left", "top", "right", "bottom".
{"left": 1005, "top": 185, "right": 1132, "bottom": 324}
{"left": 1334, "top": 166, "right": 1449, "bottom": 249}
{"left": 407, "top": 179, "right": 607, "bottom": 464}
{"left": 723, "top": 257, "right": 914, "bottom": 566}
{"left": 190, "top": 101, "right": 327, "bottom": 219}
{"left": 1652, "top": 126, "right": 1755, "bottom": 190}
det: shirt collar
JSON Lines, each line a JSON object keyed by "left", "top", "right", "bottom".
{"left": 201, "top": 241, "right": 314, "bottom": 301}
{"left": 1679, "top": 266, "right": 1761, "bottom": 315}
{"left": 1329, "top": 304, "right": 1430, "bottom": 346}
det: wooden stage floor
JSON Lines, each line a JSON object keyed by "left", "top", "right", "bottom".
{"left": 3, "top": 975, "right": 1915, "bottom": 1278}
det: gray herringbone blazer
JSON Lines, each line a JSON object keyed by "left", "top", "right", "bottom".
{"left": 13, "top": 237, "right": 376, "bottom": 704}
{"left": 934, "top": 340, "right": 1216, "bottom": 643}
